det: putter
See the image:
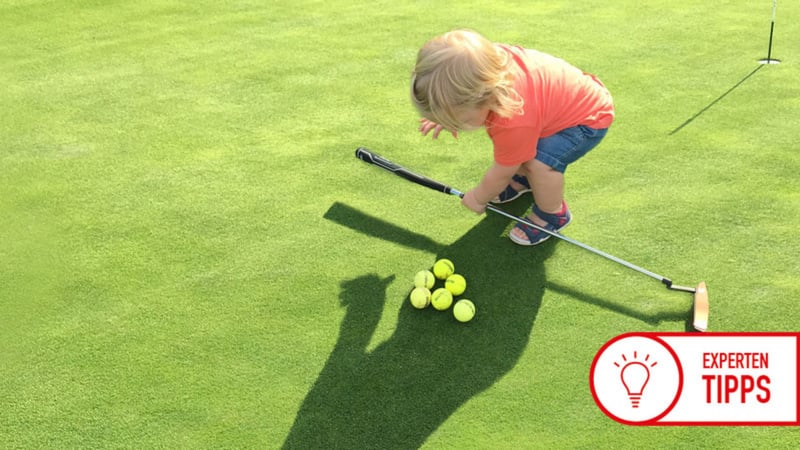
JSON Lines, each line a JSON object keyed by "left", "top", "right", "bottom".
{"left": 355, "top": 147, "right": 709, "bottom": 331}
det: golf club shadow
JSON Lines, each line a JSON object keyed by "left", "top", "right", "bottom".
{"left": 284, "top": 201, "right": 552, "bottom": 449}
{"left": 323, "top": 202, "right": 445, "bottom": 254}
{"left": 546, "top": 282, "right": 697, "bottom": 332}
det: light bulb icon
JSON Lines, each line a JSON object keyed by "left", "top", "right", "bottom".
{"left": 615, "top": 352, "right": 657, "bottom": 408}
{"left": 592, "top": 335, "right": 683, "bottom": 424}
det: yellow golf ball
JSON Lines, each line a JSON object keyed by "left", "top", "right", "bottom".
{"left": 445, "top": 274, "right": 466, "bottom": 296}
{"left": 432, "top": 259, "right": 455, "bottom": 280}
{"left": 409, "top": 287, "right": 431, "bottom": 309}
{"left": 453, "top": 299, "right": 476, "bottom": 322}
{"left": 414, "top": 270, "right": 435, "bottom": 289}
{"left": 431, "top": 288, "right": 453, "bottom": 311}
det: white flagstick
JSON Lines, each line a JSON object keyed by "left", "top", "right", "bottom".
{"left": 759, "top": 0, "right": 780, "bottom": 64}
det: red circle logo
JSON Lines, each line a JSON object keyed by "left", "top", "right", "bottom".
{"left": 590, "top": 333, "right": 684, "bottom": 424}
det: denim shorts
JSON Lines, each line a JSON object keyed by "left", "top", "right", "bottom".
{"left": 534, "top": 125, "right": 608, "bottom": 173}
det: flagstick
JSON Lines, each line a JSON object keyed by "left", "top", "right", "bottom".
{"left": 759, "top": 0, "right": 781, "bottom": 64}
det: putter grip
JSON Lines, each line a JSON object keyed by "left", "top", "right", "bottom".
{"left": 355, "top": 147, "right": 459, "bottom": 196}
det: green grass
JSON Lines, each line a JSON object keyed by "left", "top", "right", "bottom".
{"left": 2, "top": 0, "right": 799, "bottom": 448}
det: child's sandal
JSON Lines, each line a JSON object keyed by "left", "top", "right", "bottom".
{"left": 508, "top": 201, "right": 572, "bottom": 246}
{"left": 509, "top": 220, "right": 557, "bottom": 246}
{"left": 493, "top": 175, "right": 531, "bottom": 204}
{"left": 532, "top": 201, "right": 572, "bottom": 229}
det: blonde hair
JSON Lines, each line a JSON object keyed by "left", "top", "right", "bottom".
{"left": 411, "top": 30, "right": 524, "bottom": 132}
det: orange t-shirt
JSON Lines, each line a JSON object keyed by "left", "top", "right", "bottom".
{"left": 486, "top": 45, "right": 615, "bottom": 166}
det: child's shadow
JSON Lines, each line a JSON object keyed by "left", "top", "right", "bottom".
{"left": 283, "top": 202, "right": 553, "bottom": 449}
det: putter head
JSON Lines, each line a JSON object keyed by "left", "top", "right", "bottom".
{"left": 692, "top": 282, "right": 709, "bottom": 332}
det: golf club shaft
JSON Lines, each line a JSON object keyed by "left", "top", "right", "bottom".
{"left": 355, "top": 147, "right": 687, "bottom": 291}
{"left": 483, "top": 203, "right": 666, "bottom": 280}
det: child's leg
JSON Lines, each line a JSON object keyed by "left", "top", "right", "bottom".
{"left": 526, "top": 160, "right": 563, "bottom": 217}
{"left": 509, "top": 125, "right": 607, "bottom": 245}
{"left": 510, "top": 161, "right": 563, "bottom": 242}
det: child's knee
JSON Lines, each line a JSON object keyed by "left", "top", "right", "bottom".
{"left": 524, "top": 159, "right": 556, "bottom": 177}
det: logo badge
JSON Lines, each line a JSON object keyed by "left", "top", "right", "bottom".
{"left": 591, "top": 334, "right": 683, "bottom": 424}
{"left": 590, "top": 333, "right": 800, "bottom": 426}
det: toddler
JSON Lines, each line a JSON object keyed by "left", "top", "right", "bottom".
{"left": 411, "top": 29, "right": 614, "bottom": 245}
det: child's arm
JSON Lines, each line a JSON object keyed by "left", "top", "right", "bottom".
{"left": 462, "top": 163, "right": 520, "bottom": 214}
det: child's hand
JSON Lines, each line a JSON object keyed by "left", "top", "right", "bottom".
{"left": 461, "top": 190, "right": 487, "bottom": 214}
{"left": 419, "top": 118, "right": 458, "bottom": 139}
